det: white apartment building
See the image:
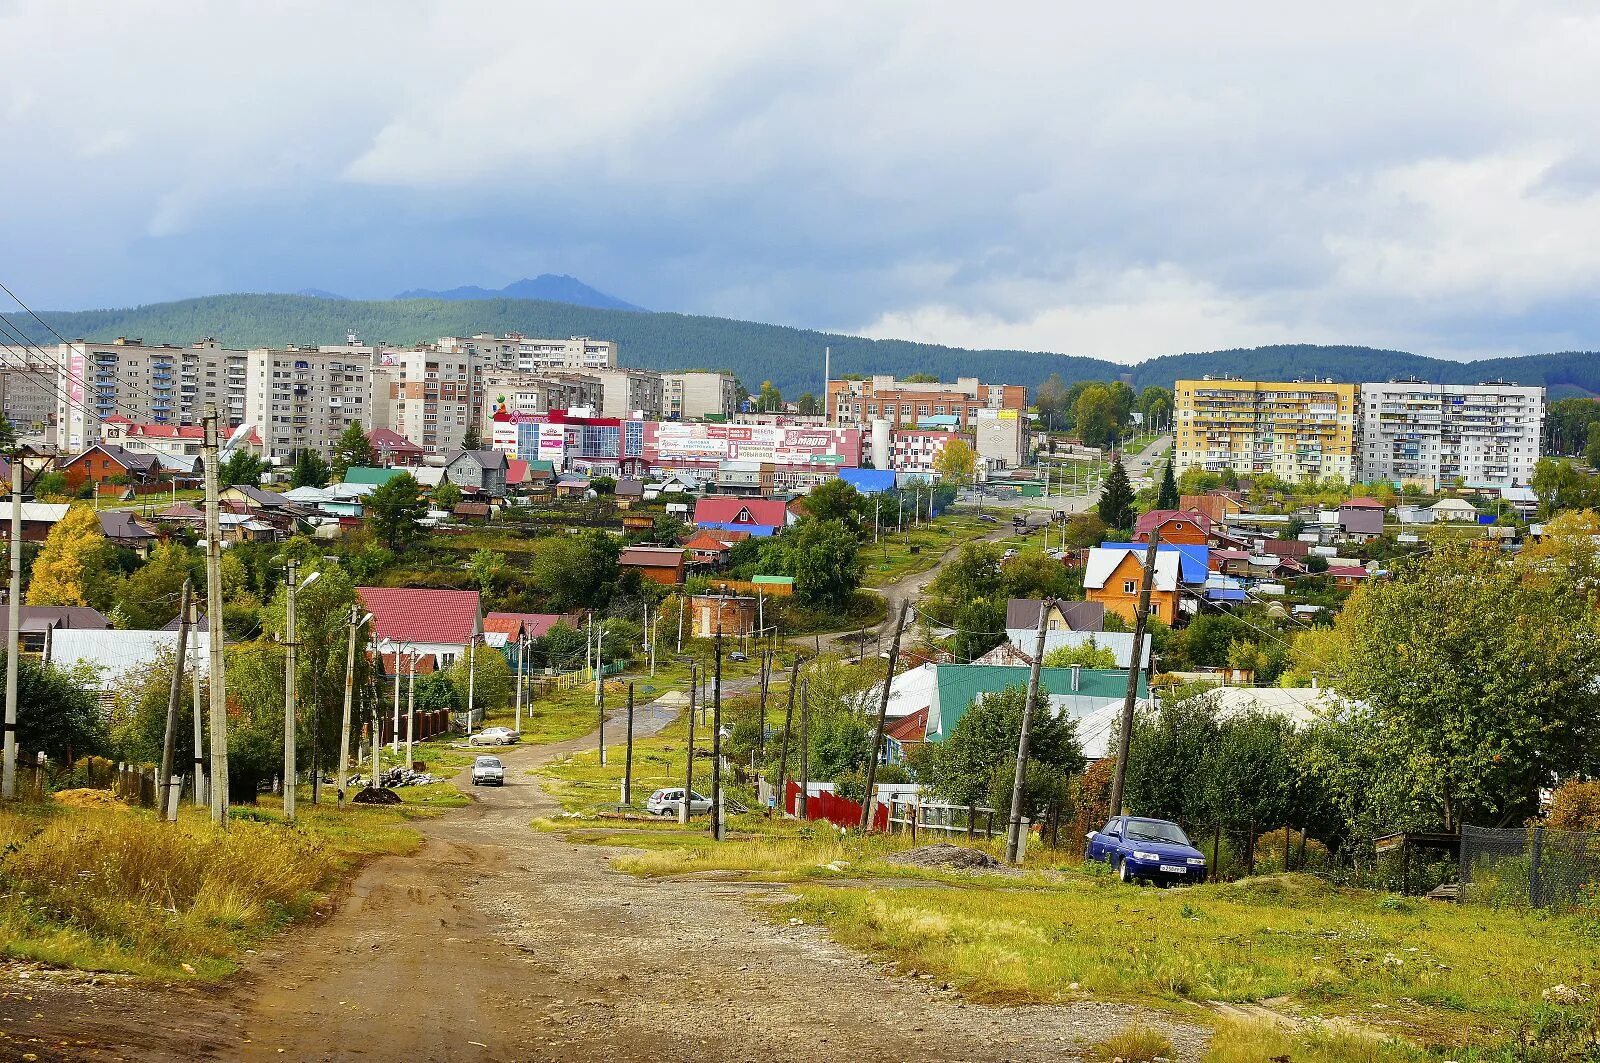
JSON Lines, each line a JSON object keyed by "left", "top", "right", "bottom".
{"left": 580, "top": 367, "right": 664, "bottom": 419}
{"left": 0, "top": 349, "right": 63, "bottom": 442}
{"left": 244, "top": 348, "right": 371, "bottom": 464}
{"left": 1359, "top": 380, "right": 1545, "bottom": 489}
{"left": 55, "top": 338, "right": 253, "bottom": 452}
{"left": 663, "top": 371, "right": 738, "bottom": 420}
{"left": 437, "top": 334, "right": 617, "bottom": 373}
{"left": 479, "top": 370, "right": 603, "bottom": 435}
{"left": 371, "top": 348, "right": 474, "bottom": 455}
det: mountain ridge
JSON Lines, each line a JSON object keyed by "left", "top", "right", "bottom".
{"left": 392, "top": 274, "right": 644, "bottom": 312}
{"left": 19, "top": 292, "right": 1600, "bottom": 400}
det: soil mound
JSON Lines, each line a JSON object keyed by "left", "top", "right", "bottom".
{"left": 885, "top": 844, "right": 1001, "bottom": 870}
{"left": 353, "top": 786, "right": 402, "bottom": 805}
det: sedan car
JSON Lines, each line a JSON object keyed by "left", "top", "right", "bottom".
{"left": 470, "top": 726, "right": 519, "bottom": 747}
{"left": 1087, "top": 816, "right": 1208, "bottom": 885}
{"left": 645, "top": 788, "right": 712, "bottom": 817}
{"left": 471, "top": 755, "right": 506, "bottom": 786}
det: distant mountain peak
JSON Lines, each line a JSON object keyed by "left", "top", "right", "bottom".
{"left": 294, "top": 287, "right": 347, "bottom": 300}
{"left": 393, "top": 274, "right": 645, "bottom": 312}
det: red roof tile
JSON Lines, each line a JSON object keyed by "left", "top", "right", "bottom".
{"left": 367, "top": 428, "right": 423, "bottom": 454}
{"left": 885, "top": 707, "right": 928, "bottom": 744}
{"left": 1340, "top": 497, "right": 1386, "bottom": 509}
{"left": 693, "top": 497, "right": 789, "bottom": 528}
{"left": 484, "top": 612, "right": 566, "bottom": 639}
{"left": 1134, "top": 508, "right": 1212, "bottom": 537}
{"left": 357, "top": 587, "right": 481, "bottom": 647}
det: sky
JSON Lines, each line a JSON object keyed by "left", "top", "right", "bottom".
{"left": 3, "top": 2, "right": 1600, "bottom": 363}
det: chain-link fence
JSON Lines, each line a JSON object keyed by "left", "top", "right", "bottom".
{"left": 1460, "top": 824, "right": 1600, "bottom": 911}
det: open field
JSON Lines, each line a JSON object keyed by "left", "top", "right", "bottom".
{"left": 862, "top": 513, "right": 993, "bottom": 587}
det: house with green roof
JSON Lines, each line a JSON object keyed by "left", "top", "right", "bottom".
{"left": 897, "top": 663, "right": 1148, "bottom": 760}
{"left": 342, "top": 466, "right": 406, "bottom": 487}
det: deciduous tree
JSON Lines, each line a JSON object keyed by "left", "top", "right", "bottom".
{"left": 365, "top": 473, "right": 428, "bottom": 550}
{"left": 27, "top": 505, "right": 113, "bottom": 607}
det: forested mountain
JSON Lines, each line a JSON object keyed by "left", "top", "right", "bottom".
{"left": 393, "top": 274, "right": 645, "bottom": 311}
{"left": 19, "top": 293, "right": 1600, "bottom": 400}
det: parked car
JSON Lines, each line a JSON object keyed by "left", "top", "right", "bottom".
{"left": 728, "top": 651, "right": 748, "bottom": 663}
{"left": 646, "top": 787, "right": 712, "bottom": 816}
{"left": 470, "top": 726, "right": 520, "bottom": 746}
{"left": 471, "top": 755, "right": 505, "bottom": 787}
{"left": 1086, "top": 816, "right": 1208, "bottom": 885}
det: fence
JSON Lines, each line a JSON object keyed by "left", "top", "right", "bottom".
{"left": 372, "top": 708, "right": 453, "bottom": 746}
{"left": 886, "top": 798, "right": 1001, "bottom": 841}
{"left": 784, "top": 781, "right": 888, "bottom": 832}
{"left": 1460, "top": 824, "right": 1600, "bottom": 911}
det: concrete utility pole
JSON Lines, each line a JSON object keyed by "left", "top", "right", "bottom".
{"left": 203, "top": 406, "right": 229, "bottom": 825}
{"left": 680, "top": 659, "right": 697, "bottom": 826}
{"left": 514, "top": 635, "right": 525, "bottom": 734}
{"left": 1005, "top": 603, "right": 1050, "bottom": 864}
{"left": 1108, "top": 529, "right": 1161, "bottom": 819}
{"left": 597, "top": 665, "right": 607, "bottom": 767}
{"left": 622, "top": 682, "right": 635, "bottom": 806}
{"left": 282, "top": 559, "right": 300, "bottom": 822}
{"left": 2, "top": 456, "right": 21, "bottom": 800}
{"left": 466, "top": 634, "right": 478, "bottom": 739}
{"left": 158, "top": 580, "right": 192, "bottom": 822}
{"left": 711, "top": 629, "right": 724, "bottom": 841}
{"left": 337, "top": 603, "right": 369, "bottom": 807}
{"left": 190, "top": 598, "right": 205, "bottom": 807}
{"left": 797, "top": 676, "right": 810, "bottom": 819}
{"left": 405, "top": 650, "right": 417, "bottom": 770}
{"left": 860, "top": 601, "right": 911, "bottom": 831}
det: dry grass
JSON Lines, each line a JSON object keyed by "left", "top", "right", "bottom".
{"left": 1087, "top": 1023, "right": 1174, "bottom": 1061}
{"left": 1200, "top": 1018, "right": 1429, "bottom": 1063}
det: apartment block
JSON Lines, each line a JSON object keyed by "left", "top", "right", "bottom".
{"left": 663, "top": 371, "right": 738, "bottom": 420}
{"left": 1174, "top": 378, "right": 1359, "bottom": 482}
{"left": 578, "top": 367, "right": 664, "bottom": 419}
{"left": 888, "top": 428, "right": 968, "bottom": 475}
{"left": 1360, "top": 380, "right": 1544, "bottom": 489}
{"left": 437, "top": 333, "right": 617, "bottom": 372}
{"left": 244, "top": 348, "right": 371, "bottom": 464}
{"left": 371, "top": 348, "right": 473, "bottom": 455}
{"left": 56, "top": 337, "right": 253, "bottom": 452}
{"left": 0, "top": 349, "right": 62, "bottom": 442}
{"left": 479, "top": 370, "right": 603, "bottom": 437}
{"left": 826, "top": 375, "right": 1027, "bottom": 429}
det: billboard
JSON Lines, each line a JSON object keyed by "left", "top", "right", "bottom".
{"left": 652, "top": 423, "right": 857, "bottom": 466}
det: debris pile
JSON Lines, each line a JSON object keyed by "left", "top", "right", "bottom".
{"left": 352, "top": 786, "right": 402, "bottom": 806}
{"left": 884, "top": 844, "right": 1002, "bottom": 870}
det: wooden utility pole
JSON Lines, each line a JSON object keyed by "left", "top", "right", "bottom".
{"left": 337, "top": 603, "right": 360, "bottom": 807}
{"left": 755, "top": 647, "right": 771, "bottom": 759}
{"left": 597, "top": 669, "right": 607, "bottom": 766}
{"left": 797, "top": 677, "right": 810, "bottom": 819}
{"left": 622, "top": 682, "right": 635, "bottom": 806}
{"left": 711, "top": 629, "right": 724, "bottom": 841}
{"left": 1108, "top": 529, "right": 1161, "bottom": 818}
{"left": 860, "top": 601, "right": 911, "bottom": 831}
{"left": 1004, "top": 603, "right": 1050, "bottom": 863}
{"left": 680, "top": 659, "right": 697, "bottom": 826}
{"left": 282, "top": 558, "right": 300, "bottom": 822}
{"left": 773, "top": 657, "right": 799, "bottom": 814}
{"left": 158, "top": 581, "right": 192, "bottom": 821}
{"left": 203, "top": 406, "right": 229, "bottom": 825}
{"left": 1, "top": 456, "right": 21, "bottom": 800}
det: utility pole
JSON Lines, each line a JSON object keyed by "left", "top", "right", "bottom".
{"left": 591, "top": 612, "right": 602, "bottom": 710}
{"left": 755, "top": 647, "right": 771, "bottom": 760}
{"left": 680, "top": 659, "right": 697, "bottom": 826}
{"left": 676, "top": 596, "right": 684, "bottom": 655}
{"left": 711, "top": 628, "right": 724, "bottom": 841}
{"left": 190, "top": 598, "right": 205, "bottom": 807}
{"left": 797, "top": 676, "right": 810, "bottom": 819}
{"left": 337, "top": 603, "right": 364, "bottom": 807}
{"left": 773, "top": 657, "right": 799, "bottom": 814}
{"left": 1108, "top": 529, "right": 1161, "bottom": 819}
{"left": 465, "top": 634, "right": 478, "bottom": 739}
{"left": 860, "top": 601, "right": 911, "bottom": 831}
{"left": 405, "top": 650, "right": 417, "bottom": 770}
{"left": 158, "top": 580, "right": 192, "bottom": 822}
{"left": 1, "top": 456, "right": 20, "bottom": 800}
{"left": 514, "top": 635, "right": 525, "bottom": 734}
{"left": 282, "top": 558, "right": 300, "bottom": 822}
{"left": 622, "top": 682, "right": 635, "bottom": 806}
{"left": 203, "top": 406, "right": 229, "bottom": 825}
{"left": 1005, "top": 604, "right": 1050, "bottom": 864}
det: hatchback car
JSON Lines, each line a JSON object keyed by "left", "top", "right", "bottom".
{"left": 471, "top": 755, "right": 506, "bottom": 786}
{"left": 645, "top": 788, "right": 711, "bottom": 816}
{"left": 1087, "top": 816, "right": 1208, "bottom": 884}
{"left": 470, "top": 726, "right": 519, "bottom": 747}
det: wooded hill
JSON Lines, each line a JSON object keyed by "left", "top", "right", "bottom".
{"left": 21, "top": 293, "right": 1600, "bottom": 400}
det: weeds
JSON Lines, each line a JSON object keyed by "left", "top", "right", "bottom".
{"left": 1202, "top": 1019, "right": 1429, "bottom": 1062}
{"left": 1088, "top": 1023, "right": 1174, "bottom": 1061}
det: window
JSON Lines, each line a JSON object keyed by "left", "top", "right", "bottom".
{"left": 1149, "top": 603, "right": 1161, "bottom": 617}
{"left": 1122, "top": 579, "right": 1136, "bottom": 594}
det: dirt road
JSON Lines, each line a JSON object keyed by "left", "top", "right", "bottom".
{"left": 2, "top": 697, "right": 1206, "bottom": 1062}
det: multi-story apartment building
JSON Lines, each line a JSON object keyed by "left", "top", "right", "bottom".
{"left": 826, "top": 375, "right": 1027, "bottom": 429}
{"left": 663, "top": 371, "right": 738, "bottom": 420}
{"left": 371, "top": 348, "right": 473, "bottom": 455}
{"left": 437, "top": 334, "right": 617, "bottom": 373}
{"left": 1174, "top": 377, "right": 1359, "bottom": 482}
{"left": 888, "top": 429, "right": 968, "bottom": 476}
{"left": 0, "top": 348, "right": 63, "bottom": 442}
{"left": 244, "top": 347, "right": 371, "bottom": 464}
{"left": 479, "top": 370, "right": 603, "bottom": 439}
{"left": 55, "top": 337, "right": 254, "bottom": 452}
{"left": 578, "top": 367, "right": 664, "bottom": 419}
{"left": 1359, "top": 380, "right": 1544, "bottom": 489}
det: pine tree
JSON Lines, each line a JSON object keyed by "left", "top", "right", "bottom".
{"left": 1097, "top": 454, "right": 1135, "bottom": 532}
{"left": 291, "top": 448, "right": 329, "bottom": 488}
{"left": 331, "top": 420, "right": 376, "bottom": 479}
{"left": 1156, "top": 456, "right": 1179, "bottom": 510}
{"left": 462, "top": 423, "right": 483, "bottom": 450}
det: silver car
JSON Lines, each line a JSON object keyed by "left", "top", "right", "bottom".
{"left": 471, "top": 755, "right": 505, "bottom": 786}
{"left": 470, "top": 726, "right": 519, "bottom": 746}
{"left": 645, "top": 787, "right": 711, "bottom": 816}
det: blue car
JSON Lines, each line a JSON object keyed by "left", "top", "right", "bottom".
{"left": 1087, "top": 816, "right": 1208, "bottom": 885}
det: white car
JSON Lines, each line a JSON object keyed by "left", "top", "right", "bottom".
{"left": 470, "top": 726, "right": 519, "bottom": 746}
{"left": 471, "top": 755, "right": 505, "bottom": 786}
{"left": 645, "top": 788, "right": 711, "bottom": 816}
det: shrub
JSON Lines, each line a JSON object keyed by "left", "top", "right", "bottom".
{"left": 1088, "top": 1024, "right": 1173, "bottom": 1062}
{"left": 1547, "top": 780, "right": 1600, "bottom": 832}
{"left": 1250, "top": 827, "right": 1330, "bottom": 873}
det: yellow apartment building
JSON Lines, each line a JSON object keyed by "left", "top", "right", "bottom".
{"left": 1174, "top": 377, "right": 1359, "bottom": 482}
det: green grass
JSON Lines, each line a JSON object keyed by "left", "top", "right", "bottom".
{"left": 1088, "top": 1023, "right": 1174, "bottom": 1062}
{"left": 862, "top": 514, "right": 992, "bottom": 587}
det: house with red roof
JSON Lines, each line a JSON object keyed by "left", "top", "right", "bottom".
{"left": 619, "top": 545, "right": 687, "bottom": 586}
{"left": 1327, "top": 564, "right": 1372, "bottom": 588}
{"left": 693, "top": 497, "right": 792, "bottom": 537}
{"left": 367, "top": 428, "right": 424, "bottom": 467}
{"left": 356, "top": 587, "right": 482, "bottom": 668}
{"left": 99, "top": 416, "right": 263, "bottom": 462}
{"left": 1134, "top": 509, "right": 1212, "bottom": 546}
{"left": 482, "top": 611, "right": 567, "bottom": 645}
{"left": 680, "top": 529, "right": 749, "bottom": 568}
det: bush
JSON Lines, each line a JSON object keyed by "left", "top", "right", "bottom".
{"left": 1251, "top": 826, "right": 1330, "bottom": 873}
{"left": 1547, "top": 780, "right": 1600, "bottom": 832}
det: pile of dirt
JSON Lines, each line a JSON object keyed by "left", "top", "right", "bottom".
{"left": 50, "top": 788, "right": 127, "bottom": 810}
{"left": 885, "top": 844, "right": 1002, "bottom": 870}
{"left": 352, "top": 786, "right": 402, "bottom": 805}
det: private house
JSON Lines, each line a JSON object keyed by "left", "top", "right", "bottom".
{"left": 1431, "top": 497, "right": 1480, "bottom": 522}
{"left": 693, "top": 497, "right": 792, "bottom": 537}
{"left": 367, "top": 428, "right": 424, "bottom": 467}
{"left": 680, "top": 529, "right": 749, "bottom": 569}
{"left": 0, "top": 606, "right": 110, "bottom": 656}
{"left": 98, "top": 510, "right": 158, "bottom": 550}
{"left": 1001, "top": 599, "right": 1151, "bottom": 670}
{"left": 1327, "top": 564, "right": 1371, "bottom": 588}
{"left": 613, "top": 478, "right": 646, "bottom": 507}
{"left": 1337, "top": 498, "right": 1387, "bottom": 536}
{"left": 443, "top": 450, "right": 509, "bottom": 498}
{"left": 884, "top": 707, "right": 929, "bottom": 764}
{"left": 60, "top": 444, "right": 161, "bottom": 493}
{"left": 11, "top": 502, "right": 69, "bottom": 542}
{"left": 356, "top": 587, "right": 482, "bottom": 668}
{"left": 1133, "top": 509, "right": 1212, "bottom": 546}
{"left": 1180, "top": 491, "right": 1247, "bottom": 525}
{"left": 619, "top": 545, "right": 687, "bottom": 586}
{"left": 1083, "top": 546, "right": 1182, "bottom": 625}
{"left": 553, "top": 473, "right": 591, "bottom": 499}
{"left": 482, "top": 612, "right": 567, "bottom": 647}
{"left": 48, "top": 629, "right": 215, "bottom": 697}
{"left": 689, "top": 594, "right": 758, "bottom": 637}
{"left": 342, "top": 466, "right": 408, "bottom": 489}
{"left": 1004, "top": 598, "right": 1106, "bottom": 633}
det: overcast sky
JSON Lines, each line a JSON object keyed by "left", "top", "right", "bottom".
{"left": 4, "top": 2, "right": 1599, "bottom": 362}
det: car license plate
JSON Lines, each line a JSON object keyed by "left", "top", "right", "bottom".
{"left": 1159, "top": 864, "right": 1186, "bottom": 874}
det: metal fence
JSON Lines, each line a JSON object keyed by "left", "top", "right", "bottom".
{"left": 1460, "top": 824, "right": 1600, "bottom": 911}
